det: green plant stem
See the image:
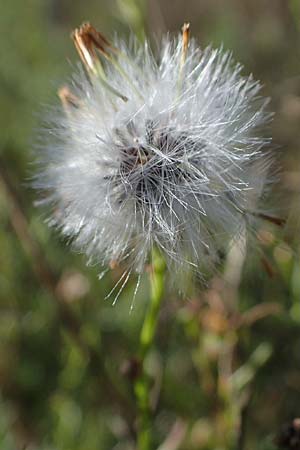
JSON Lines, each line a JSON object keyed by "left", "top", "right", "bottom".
{"left": 134, "top": 248, "right": 166, "bottom": 450}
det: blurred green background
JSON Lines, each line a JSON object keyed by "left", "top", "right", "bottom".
{"left": 1, "top": 0, "right": 300, "bottom": 449}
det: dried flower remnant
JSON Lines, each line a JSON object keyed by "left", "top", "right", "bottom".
{"left": 33, "top": 22, "right": 276, "bottom": 288}
{"left": 72, "top": 22, "right": 115, "bottom": 73}
{"left": 180, "top": 23, "right": 190, "bottom": 67}
{"left": 58, "top": 86, "right": 81, "bottom": 111}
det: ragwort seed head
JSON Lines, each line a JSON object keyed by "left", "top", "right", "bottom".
{"left": 33, "top": 23, "right": 275, "bottom": 284}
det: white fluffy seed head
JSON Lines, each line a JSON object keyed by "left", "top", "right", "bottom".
{"left": 33, "top": 24, "right": 274, "bottom": 282}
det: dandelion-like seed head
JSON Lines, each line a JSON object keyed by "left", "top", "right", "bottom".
{"left": 33, "top": 22, "right": 275, "bottom": 287}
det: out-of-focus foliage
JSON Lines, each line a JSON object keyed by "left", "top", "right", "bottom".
{"left": 1, "top": 0, "right": 300, "bottom": 449}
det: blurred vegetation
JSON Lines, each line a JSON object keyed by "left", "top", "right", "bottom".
{"left": 1, "top": 0, "right": 300, "bottom": 449}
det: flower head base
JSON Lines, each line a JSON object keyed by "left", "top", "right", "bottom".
{"left": 33, "top": 23, "right": 276, "bottom": 285}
